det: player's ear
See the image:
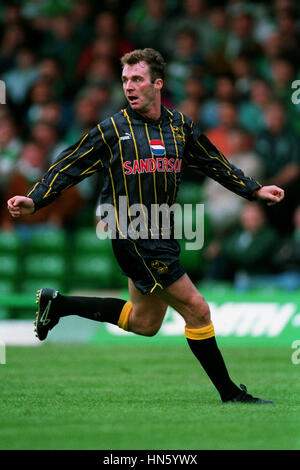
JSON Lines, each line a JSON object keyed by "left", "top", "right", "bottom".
{"left": 154, "top": 78, "right": 163, "bottom": 91}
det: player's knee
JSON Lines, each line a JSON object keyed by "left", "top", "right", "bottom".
{"left": 129, "top": 312, "right": 162, "bottom": 337}
{"left": 183, "top": 293, "right": 211, "bottom": 326}
{"left": 139, "top": 317, "right": 162, "bottom": 336}
{"left": 198, "top": 295, "right": 210, "bottom": 321}
{"left": 142, "top": 324, "right": 160, "bottom": 337}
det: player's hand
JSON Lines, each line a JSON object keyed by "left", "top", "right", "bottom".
{"left": 7, "top": 196, "right": 35, "bottom": 218}
{"left": 254, "top": 185, "right": 285, "bottom": 206}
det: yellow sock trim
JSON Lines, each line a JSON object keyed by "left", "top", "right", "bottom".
{"left": 117, "top": 301, "right": 132, "bottom": 331}
{"left": 185, "top": 322, "right": 215, "bottom": 340}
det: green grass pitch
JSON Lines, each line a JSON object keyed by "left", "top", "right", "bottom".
{"left": 0, "top": 343, "right": 299, "bottom": 450}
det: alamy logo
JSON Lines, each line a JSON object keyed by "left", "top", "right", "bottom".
{"left": 291, "top": 80, "right": 300, "bottom": 104}
{"left": 291, "top": 340, "right": 300, "bottom": 365}
{"left": 0, "top": 80, "right": 6, "bottom": 104}
{"left": 96, "top": 197, "right": 205, "bottom": 250}
{"left": 0, "top": 340, "right": 6, "bottom": 364}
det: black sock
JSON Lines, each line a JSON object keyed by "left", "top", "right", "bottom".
{"left": 187, "top": 336, "right": 240, "bottom": 401}
{"left": 54, "top": 293, "right": 127, "bottom": 326}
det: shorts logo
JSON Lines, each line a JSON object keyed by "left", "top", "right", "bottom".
{"left": 151, "top": 260, "right": 168, "bottom": 275}
{"left": 150, "top": 140, "right": 165, "bottom": 156}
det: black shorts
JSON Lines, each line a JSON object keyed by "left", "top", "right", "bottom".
{"left": 111, "top": 237, "right": 185, "bottom": 294}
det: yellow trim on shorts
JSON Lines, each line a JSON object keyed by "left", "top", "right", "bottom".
{"left": 117, "top": 301, "right": 133, "bottom": 331}
{"left": 185, "top": 322, "right": 215, "bottom": 340}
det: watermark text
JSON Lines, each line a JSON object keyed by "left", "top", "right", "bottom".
{"left": 291, "top": 80, "right": 300, "bottom": 104}
{"left": 291, "top": 340, "right": 300, "bottom": 365}
{"left": 0, "top": 80, "right": 6, "bottom": 104}
{"left": 96, "top": 198, "right": 204, "bottom": 250}
{"left": 0, "top": 340, "right": 6, "bottom": 364}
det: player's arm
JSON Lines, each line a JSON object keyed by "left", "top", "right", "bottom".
{"left": 25, "top": 129, "right": 104, "bottom": 212}
{"left": 7, "top": 126, "right": 107, "bottom": 216}
{"left": 185, "top": 126, "right": 284, "bottom": 204}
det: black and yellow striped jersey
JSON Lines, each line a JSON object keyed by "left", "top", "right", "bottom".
{"left": 26, "top": 105, "right": 261, "bottom": 237}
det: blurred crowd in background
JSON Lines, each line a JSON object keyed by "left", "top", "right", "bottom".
{"left": 0, "top": 0, "right": 300, "bottom": 292}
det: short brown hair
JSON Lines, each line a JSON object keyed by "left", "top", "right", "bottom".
{"left": 121, "top": 48, "right": 166, "bottom": 83}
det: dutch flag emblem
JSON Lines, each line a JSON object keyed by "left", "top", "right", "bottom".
{"left": 150, "top": 140, "right": 165, "bottom": 156}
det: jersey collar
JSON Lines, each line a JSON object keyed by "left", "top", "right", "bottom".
{"left": 124, "top": 105, "right": 168, "bottom": 125}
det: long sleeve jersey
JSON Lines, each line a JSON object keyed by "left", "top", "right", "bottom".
{"left": 26, "top": 105, "right": 261, "bottom": 238}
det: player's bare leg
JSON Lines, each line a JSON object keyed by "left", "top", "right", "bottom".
{"left": 126, "top": 279, "right": 168, "bottom": 336}
{"left": 153, "top": 274, "right": 211, "bottom": 329}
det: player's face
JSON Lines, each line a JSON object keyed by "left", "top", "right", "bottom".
{"left": 122, "top": 61, "right": 162, "bottom": 117}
